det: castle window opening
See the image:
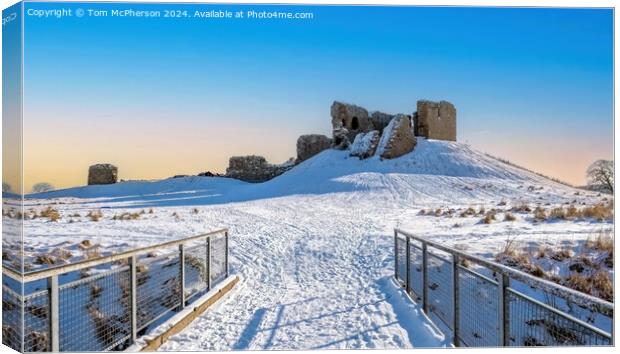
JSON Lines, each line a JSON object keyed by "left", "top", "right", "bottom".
{"left": 351, "top": 117, "right": 359, "bottom": 130}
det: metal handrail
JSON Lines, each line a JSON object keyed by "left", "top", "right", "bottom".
{"left": 2, "top": 228, "right": 230, "bottom": 352}
{"left": 395, "top": 228, "right": 614, "bottom": 316}
{"left": 2, "top": 228, "right": 228, "bottom": 282}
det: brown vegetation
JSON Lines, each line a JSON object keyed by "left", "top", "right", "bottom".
{"left": 504, "top": 212, "right": 516, "bottom": 222}
{"left": 87, "top": 210, "right": 103, "bottom": 222}
{"left": 40, "top": 207, "right": 60, "bottom": 222}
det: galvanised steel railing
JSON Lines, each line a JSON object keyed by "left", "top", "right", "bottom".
{"left": 2, "top": 228, "right": 229, "bottom": 352}
{"left": 394, "top": 228, "right": 613, "bottom": 347}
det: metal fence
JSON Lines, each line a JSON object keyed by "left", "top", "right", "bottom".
{"left": 394, "top": 228, "right": 614, "bottom": 347}
{"left": 2, "top": 228, "right": 230, "bottom": 352}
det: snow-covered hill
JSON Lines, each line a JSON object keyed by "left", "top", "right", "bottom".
{"left": 7, "top": 139, "right": 611, "bottom": 350}
{"left": 29, "top": 139, "right": 584, "bottom": 207}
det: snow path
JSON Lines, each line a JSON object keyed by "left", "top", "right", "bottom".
{"left": 159, "top": 198, "right": 445, "bottom": 350}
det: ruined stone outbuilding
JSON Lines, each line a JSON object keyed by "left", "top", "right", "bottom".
{"left": 88, "top": 164, "right": 118, "bottom": 185}
{"left": 225, "top": 155, "right": 292, "bottom": 183}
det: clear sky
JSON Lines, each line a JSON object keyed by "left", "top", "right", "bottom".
{"left": 18, "top": 2, "right": 613, "bottom": 191}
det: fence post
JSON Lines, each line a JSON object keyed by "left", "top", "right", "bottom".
{"left": 497, "top": 273, "right": 509, "bottom": 346}
{"left": 179, "top": 244, "right": 186, "bottom": 309}
{"left": 225, "top": 231, "right": 229, "bottom": 278}
{"left": 206, "top": 236, "right": 211, "bottom": 290}
{"left": 129, "top": 255, "right": 138, "bottom": 342}
{"left": 47, "top": 275, "right": 59, "bottom": 352}
{"left": 422, "top": 242, "right": 428, "bottom": 313}
{"left": 394, "top": 230, "right": 398, "bottom": 281}
{"left": 405, "top": 235, "right": 411, "bottom": 294}
{"left": 452, "top": 255, "right": 460, "bottom": 347}
{"left": 501, "top": 274, "right": 510, "bottom": 346}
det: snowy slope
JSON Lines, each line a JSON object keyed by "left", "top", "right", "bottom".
{"left": 29, "top": 139, "right": 580, "bottom": 206}
{"left": 10, "top": 139, "right": 608, "bottom": 350}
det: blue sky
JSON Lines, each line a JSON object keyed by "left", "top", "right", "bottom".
{"left": 20, "top": 2, "right": 613, "bottom": 188}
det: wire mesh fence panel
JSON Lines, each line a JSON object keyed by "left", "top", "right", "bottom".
{"left": 136, "top": 254, "right": 182, "bottom": 332}
{"left": 408, "top": 242, "right": 423, "bottom": 301}
{"left": 457, "top": 266, "right": 500, "bottom": 347}
{"left": 210, "top": 234, "right": 227, "bottom": 285}
{"left": 2, "top": 283, "right": 23, "bottom": 352}
{"left": 426, "top": 252, "right": 453, "bottom": 330}
{"left": 508, "top": 289, "right": 612, "bottom": 346}
{"left": 23, "top": 290, "right": 50, "bottom": 352}
{"left": 59, "top": 267, "right": 131, "bottom": 351}
{"left": 184, "top": 244, "right": 209, "bottom": 301}
{"left": 395, "top": 235, "right": 407, "bottom": 286}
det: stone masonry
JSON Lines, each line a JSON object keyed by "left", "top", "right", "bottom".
{"left": 377, "top": 114, "right": 416, "bottom": 159}
{"left": 296, "top": 134, "right": 332, "bottom": 163}
{"left": 88, "top": 164, "right": 118, "bottom": 185}
{"left": 226, "top": 155, "right": 291, "bottom": 183}
{"left": 415, "top": 100, "right": 456, "bottom": 141}
{"left": 330, "top": 101, "right": 373, "bottom": 148}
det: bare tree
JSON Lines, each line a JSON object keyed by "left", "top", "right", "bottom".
{"left": 2, "top": 183, "right": 12, "bottom": 193}
{"left": 31, "top": 182, "right": 55, "bottom": 194}
{"left": 586, "top": 160, "right": 614, "bottom": 194}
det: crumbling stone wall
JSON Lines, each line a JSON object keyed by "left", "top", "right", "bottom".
{"left": 225, "top": 155, "right": 291, "bottom": 183}
{"left": 331, "top": 101, "right": 373, "bottom": 148}
{"left": 88, "top": 164, "right": 118, "bottom": 185}
{"left": 369, "top": 111, "right": 394, "bottom": 134}
{"left": 416, "top": 100, "right": 456, "bottom": 141}
{"left": 296, "top": 134, "right": 332, "bottom": 163}
{"left": 377, "top": 114, "right": 416, "bottom": 159}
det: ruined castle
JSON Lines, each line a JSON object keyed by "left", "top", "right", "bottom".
{"left": 225, "top": 99, "right": 456, "bottom": 182}
{"left": 87, "top": 100, "right": 456, "bottom": 185}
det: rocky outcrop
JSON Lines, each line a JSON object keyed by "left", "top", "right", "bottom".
{"left": 416, "top": 100, "right": 456, "bottom": 141}
{"left": 88, "top": 164, "right": 118, "bottom": 185}
{"left": 370, "top": 111, "right": 394, "bottom": 134}
{"left": 377, "top": 114, "right": 416, "bottom": 159}
{"left": 296, "top": 134, "right": 332, "bottom": 163}
{"left": 226, "top": 155, "right": 291, "bottom": 183}
{"left": 331, "top": 101, "right": 373, "bottom": 145}
{"left": 350, "top": 130, "right": 380, "bottom": 159}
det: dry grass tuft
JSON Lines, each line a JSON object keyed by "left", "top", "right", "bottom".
{"left": 550, "top": 248, "right": 573, "bottom": 261}
{"left": 565, "top": 273, "right": 591, "bottom": 294}
{"left": 581, "top": 201, "right": 613, "bottom": 221}
{"left": 592, "top": 271, "right": 613, "bottom": 302}
{"left": 565, "top": 205, "right": 579, "bottom": 219}
{"left": 504, "top": 212, "right": 516, "bottom": 222}
{"left": 87, "top": 210, "right": 103, "bottom": 222}
{"left": 482, "top": 211, "right": 496, "bottom": 224}
{"left": 533, "top": 207, "right": 547, "bottom": 221}
{"left": 112, "top": 212, "right": 140, "bottom": 221}
{"left": 513, "top": 203, "right": 532, "bottom": 213}
{"left": 34, "top": 254, "right": 56, "bottom": 265}
{"left": 40, "top": 207, "right": 60, "bottom": 222}
{"left": 549, "top": 207, "right": 566, "bottom": 220}
{"left": 459, "top": 207, "right": 476, "bottom": 217}
{"left": 536, "top": 245, "right": 549, "bottom": 259}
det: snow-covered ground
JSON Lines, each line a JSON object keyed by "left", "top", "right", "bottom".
{"left": 3, "top": 139, "right": 612, "bottom": 349}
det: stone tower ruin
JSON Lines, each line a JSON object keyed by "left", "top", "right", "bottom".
{"left": 415, "top": 100, "right": 457, "bottom": 141}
